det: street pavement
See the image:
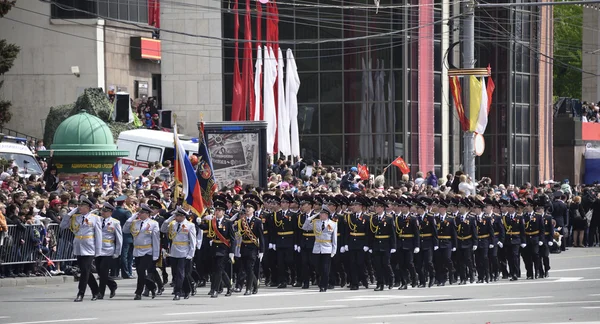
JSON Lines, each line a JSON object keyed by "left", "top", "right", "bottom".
{"left": 0, "top": 248, "right": 599, "bottom": 324}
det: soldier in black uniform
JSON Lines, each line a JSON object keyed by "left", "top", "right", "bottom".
{"left": 238, "top": 198, "right": 265, "bottom": 295}
{"left": 537, "top": 196, "right": 554, "bottom": 278}
{"left": 369, "top": 197, "right": 396, "bottom": 291}
{"left": 145, "top": 199, "right": 166, "bottom": 296}
{"left": 456, "top": 198, "right": 477, "bottom": 285}
{"left": 325, "top": 196, "right": 346, "bottom": 289}
{"left": 504, "top": 200, "right": 526, "bottom": 281}
{"left": 343, "top": 196, "right": 371, "bottom": 290}
{"left": 497, "top": 199, "right": 511, "bottom": 279}
{"left": 254, "top": 194, "right": 276, "bottom": 287}
{"left": 336, "top": 195, "right": 352, "bottom": 288}
{"left": 434, "top": 198, "right": 457, "bottom": 286}
{"left": 273, "top": 194, "right": 297, "bottom": 288}
{"left": 486, "top": 198, "right": 505, "bottom": 282}
{"left": 473, "top": 198, "right": 494, "bottom": 283}
{"left": 415, "top": 198, "right": 438, "bottom": 288}
{"left": 395, "top": 198, "right": 420, "bottom": 290}
{"left": 296, "top": 194, "right": 316, "bottom": 289}
{"left": 522, "top": 199, "right": 544, "bottom": 279}
{"left": 200, "top": 199, "right": 235, "bottom": 298}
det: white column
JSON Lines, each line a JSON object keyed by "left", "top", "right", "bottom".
{"left": 441, "top": 0, "right": 450, "bottom": 177}
{"left": 96, "top": 19, "right": 105, "bottom": 90}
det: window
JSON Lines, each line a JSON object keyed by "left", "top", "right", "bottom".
{"left": 136, "top": 145, "right": 162, "bottom": 162}
{"left": 52, "top": 0, "right": 149, "bottom": 24}
{"left": 51, "top": 0, "right": 97, "bottom": 19}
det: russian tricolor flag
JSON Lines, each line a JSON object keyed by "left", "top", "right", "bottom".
{"left": 112, "top": 160, "right": 121, "bottom": 182}
{"left": 173, "top": 125, "right": 205, "bottom": 215}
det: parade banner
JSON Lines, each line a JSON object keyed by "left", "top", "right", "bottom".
{"left": 207, "top": 132, "right": 260, "bottom": 189}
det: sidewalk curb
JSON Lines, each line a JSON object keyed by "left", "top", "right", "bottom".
{"left": 0, "top": 276, "right": 74, "bottom": 287}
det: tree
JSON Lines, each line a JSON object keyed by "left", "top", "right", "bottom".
{"left": 0, "top": 0, "right": 19, "bottom": 127}
{"left": 553, "top": 5, "right": 582, "bottom": 99}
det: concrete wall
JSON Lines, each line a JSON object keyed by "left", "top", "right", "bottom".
{"left": 583, "top": 9, "right": 600, "bottom": 103}
{"left": 160, "top": 0, "right": 223, "bottom": 135}
{"left": 104, "top": 21, "right": 160, "bottom": 97}
{"left": 0, "top": 0, "right": 99, "bottom": 138}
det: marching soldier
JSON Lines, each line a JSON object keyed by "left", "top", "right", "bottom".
{"left": 455, "top": 199, "right": 477, "bottom": 285}
{"left": 415, "top": 198, "right": 438, "bottom": 288}
{"left": 273, "top": 194, "right": 297, "bottom": 288}
{"left": 487, "top": 198, "right": 505, "bottom": 282}
{"left": 302, "top": 207, "right": 338, "bottom": 292}
{"left": 498, "top": 199, "right": 511, "bottom": 279}
{"left": 369, "top": 197, "right": 396, "bottom": 291}
{"left": 296, "top": 194, "right": 317, "bottom": 289}
{"left": 60, "top": 197, "right": 102, "bottom": 302}
{"left": 327, "top": 196, "right": 346, "bottom": 289}
{"left": 434, "top": 199, "right": 457, "bottom": 286}
{"left": 538, "top": 196, "right": 554, "bottom": 278}
{"left": 238, "top": 198, "right": 265, "bottom": 295}
{"left": 344, "top": 196, "right": 371, "bottom": 290}
{"left": 395, "top": 198, "right": 420, "bottom": 290}
{"left": 123, "top": 203, "right": 161, "bottom": 300}
{"left": 504, "top": 200, "right": 526, "bottom": 281}
{"left": 522, "top": 199, "right": 544, "bottom": 279}
{"left": 473, "top": 199, "right": 494, "bottom": 283}
{"left": 96, "top": 201, "right": 123, "bottom": 299}
{"left": 160, "top": 207, "right": 197, "bottom": 300}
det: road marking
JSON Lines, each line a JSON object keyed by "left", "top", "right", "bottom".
{"left": 403, "top": 295, "right": 553, "bottom": 305}
{"left": 543, "top": 322, "right": 600, "bottom": 324}
{"left": 2, "top": 319, "right": 98, "bottom": 324}
{"left": 552, "top": 267, "right": 600, "bottom": 272}
{"left": 425, "top": 278, "right": 600, "bottom": 290}
{"left": 165, "top": 305, "right": 348, "bottom": 316}
{"left": 356, "top": 309, "right": 532, "bottom": 319}
{"left": 0, "top": 317, "right": 10, "bottom": 319}
{"left": 329, "top": 294, "right": 452, "bottom": 302}
{"left": 581, "top": 307, "right": 600, "bottom": 309}
{"left": 131, "top": 321, "right": 198, "bottom": 324}
{"left": 554, "top": 277, "right": 584, "bottom": 282}
{"left": 225, "top": 321, "right": 294, "bottom": 324}
{"left": 498, "top": 300, "right": 600, "bottom": 306}
{"left": 553, "top": 254, "right": 600, "bottom": 260}
{"left": 237, "top": 289, "right": 378, "bottom": 298}
{"left": 590, "top": 294, "right": 600, "bottom": 296}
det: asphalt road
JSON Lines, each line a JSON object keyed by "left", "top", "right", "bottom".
{"left": 1, "top": 248, "right": 599, "bottom": 324}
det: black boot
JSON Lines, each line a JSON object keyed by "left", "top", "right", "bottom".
{"left": 74, "top": 295, "right": 83, "bottom": 302}
{"left": 134, "top": 294, "right": 142, "bottom": 300}
{"left": 109, "top": 287, "right": 117, "bottom": 298}
{"left": 244, "top": 289, "right": 252, "bottom": 295}
{"left": 225, "top": 288, "right": 232, "bottom": 297}
{"left": 173, "top": 294, "right": 180, "bottom": 301}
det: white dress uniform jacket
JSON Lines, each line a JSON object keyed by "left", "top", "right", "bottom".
{"left": 98, "top": 216, "right": 123, "bottom": 257}
{"left": 302, "top": 217, "right": 337, "bottom": 255}
{"left": 123, "top": 214, "right": 160, "bottom": 260}
{"left": 60, "top": 208, "right": 102, "bottom": 256}
{"left": 160, "top": 216, "right": 197, "bottom": 259}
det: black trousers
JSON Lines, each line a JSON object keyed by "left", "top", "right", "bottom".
{"left": 76, "top": 255, "right": 98, "bottom": 297}
{"left": 329, "top": 252, "right": 346, "bottom": 286}
{"left": 372, "top": 250, "right": 393, "bottom": 286}
{"left": 415, "top": 248, "right": 434, "bottom": 285}
{"left": 171, "top": 257, "right": 187, "bottom": 295}
{"left": 434, "top": 246, "right": 453, "bottom": 283}
{"left": 475, "top": 245, "right": 490, "bottom": 280}
{"left": 134, "top": 255, "right": 156, "bottom": 295}
{"left": 488, "top": 244, "right": 499, "bottom": 278}
{"left": 315, "top": 253, "right": 332, "bottom": 289}
{"left": 277, "top": 247, "right": 294, "bottom": 285}
{"left": 457, "top": 247, "right": 472, "bottom": 282}
{"left": 506, "top": 243, "right": 521, "bottom": 279}
{"left": 539, "top": 243, "right": 551, "bottom": 275}
{"left": 96, "top": 256, "right": 117, "bottom": 296}
{"left": 241, "top": 250, "right": 258, "bottom": 290}
{"left": 498, "top": 244, "right": 509, "bottom": 277}
{"left": 300, "top": 248, "right": 315, "bottom": 285}
{"left": 196, "top": 245, "right": 211, "bottom": 282}
{"left": 211, "top": 255, "right": 231, "bottom": 292}
{"left": 522, "top": 241, "right": 540, "bottom": 278}
{"left": 348, "top": 249, "right": 366, "bottom": 287}
{"left": 398, "top": 248, "right": 417, "bottom": 285}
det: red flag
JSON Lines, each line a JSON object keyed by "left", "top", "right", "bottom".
{"left": 391, "top": 157, "right": 410, "bottom": 175}
{"left": 449, "top": 76, "right": 468, "bottom": 131}
{"left": 241, "top": 0, "right": 254, "bottom": 121}
{"left": 256, "top": 2, "right": 263, "bottom": 120}
{"left": 148, "top": 0, "right": 160, "bottom": 28}
{"left": 231, "top": 0, "right": 244, "bottom": 121}
{"left": 44, "top": 254, "right": 55, "bottom": 267}
{"left": 486, "top": 74, "right": 495, "bottom": 113}
{"left": 357, "top": 163, "right": 370, "bottom": 180}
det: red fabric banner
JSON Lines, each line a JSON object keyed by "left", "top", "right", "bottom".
{"left": 231, "top": 0, "right": 244, "bottom": 121}
{"left": 391, "top": 157, "right": 410, "bottom": 175}
{"left": 357, "top": 163, "right": 370, "bottom": 180}
{"left": 449, "top": 76, "right": 468, "bottom": 131}
{"left": 241, "top": 0, "right": 254, "bottom": 121}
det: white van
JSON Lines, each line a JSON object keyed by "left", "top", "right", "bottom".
{"left": 116, "top": 129, "right": 199, "bottom": 178}
{"left": 0, "top": 135, "right": 43, "bottom": 178}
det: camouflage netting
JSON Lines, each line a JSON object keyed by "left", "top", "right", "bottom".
{"left": 43, "top": 88, "right": 141, "bottom": 146}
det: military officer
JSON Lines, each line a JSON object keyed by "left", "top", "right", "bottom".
{"left": 96, "top": 201, "right": 123, "bottom": 299}
{"left": 522, "top": 199, "right": 544, "bottom": 279}
{"left": 327, "top": 196, "right": 346, "bottom": 289}
{"left": 487, "top": 198, "right": 505, "bottom": 282}
{"left": 369, "top": 197, "right": 396, "bottom": 291}
{"left": 60, "top": 197, "right": 102, "bottom": 302}
{"left": 302, "top": 208, "right": 338, "bottom": 292}
{"left": 504, "top": 200, "right": 526, "bottom": 281}
{"left": 473, "top": 198, "right": 494, "bottom": 283}
{"left": 344, "top": 196, "right": 371, "bottom": 290}
{"left": 434, "top": 199, "right": 457, "bottom": 286}
{"left": 273, "top": 194, "right": 297, "bottom": 288}
{"left": 147, "top": 199, "right": 167, "bottom": 295}
{"left": 123, "top": 203, "right": 161, "bottom": 300}
{"left": 456, "top": 199, "right": 477, "bottom": 285}
{"left": 395, "top": 198, "right": 420, "bottom": 290}
{"left": 537, "top": 196, "right": 554, "bottom": 278}
{"left": 161, "top": 206, "right": 197, "bottom": 300}
{"left": 296, "top": 194, "right": 317, "bottom": 289}
{"left": 238, "top": 198, "right": 265, "bottom": 295}
{"left": 415, "top": 198, "right": 438, "bottom": 288}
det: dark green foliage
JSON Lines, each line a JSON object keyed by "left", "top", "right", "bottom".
{"left": 553, "top": 5, "right": 582, "bottom": 99}
{"left": 71, "top": 88, "right": 113, "bottom": 121}
{"left": 0, "top": 2, "right": 19, "bottom": 128}
{"left": 43, "top": 104, "right": 74, "bottom": 146}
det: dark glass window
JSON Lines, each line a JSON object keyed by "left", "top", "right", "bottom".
{"left": 52, "top": 0, "right": 148, "bottom": 23}
{"left": 51, "top": 0, "right": 97, "bottom": 19}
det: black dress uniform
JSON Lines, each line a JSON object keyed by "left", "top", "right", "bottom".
{"left": 330, "top": 209, "right": 347, "bottom": 288}
{"left": 435, "top": 209, "right": 457, "bottom": 286}
{"left": 456, "top": 204, "right": 478, "bottom": 285}
{"left": 395, "top": 199, "right": 420, "bottom": 290}
{"left": 369, "top": 198, "right": 397, "bottom": 291}
{"left": 273, "top": 196, "right": 297, "bottom": 288}
{"left": 415, "top": 200, "right": 438, "bottom": 288}
{"left": 344, "top": 196, "right": 371, "bottom": 290}
{"left": 489, "top": 206, "right": 506, "bottom": 282}
{"left": 504, "top": 202, "right": 526, "bottom": 281}
{"left": 296, "top": 195, "right": 317, "bottom": 289}
{"left": 238, "top": 199, "right": 265, "bottom": 295}
{"left": 522, "top": 208, "right": 544, "bottom": 279}
{"left": 540, "top": 203, "right": 555, "bottom": 278}
{"left": 475, "top": 211, "right": 494, "bottom": 283}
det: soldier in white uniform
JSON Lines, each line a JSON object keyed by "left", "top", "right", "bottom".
{"left": 302, "top": 208, "right": 337, "bottom": 292}
{"left": 161, "top": 206, "right": 197, "bottom": 300}
{"left": 59, "top": 197, "right": 102, "bottom": 302}
{"left": 124, "top": 203, "right": 160, "bottom": 300}
{"left": 96, "top": 201, "right": 123, "bottom": 299}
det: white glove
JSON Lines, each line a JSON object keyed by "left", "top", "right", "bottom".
{"left": 340, "top": 246, "right": 346, "bottom": 253}
{"left": 548, "top": 241, "right": 553, "bottom": 246}
{"left": 273, "top": 244, "right": 277, "bottom": 251}
{"left": 390, "top": 248, "right": 396, "bottom": 254}
{"left": 363, "top": 246, "right": 369, "bottom": 252}
{"left": 489, "top": 244, "right": 494, "bottom": 249}
{"left": 331, "top": 253, "right": 336, "bottom": 258}
{"left": 344, "top": 245, "right": 349, "bottom": 252}
{"left": 368, "top": 249, "right": 373, "bottom": 254}
{"left": 196, "top": 217, "right": 202, "bottom": 225}
{"left": 269, "top": 243, "right": 274, "bottom": 250}
{"left": 498, "top": 242, "right": 504, "bottom": 248}
{"left": 112, "top": 254, "right": 119, "bottom": 259}
{"left": 520, "top": 243, "right": 526, "bottom": 248}
{"left": 298, "top": 246, "right": 301, "bottom": 252}
{"left": 229, "top": 253, "right": 235, "bottom": 261}
{"left": 538, "top": 241, "right": 543, "bottom": 246}
{"left": 209, "top": 240, "right": 213, "bottom": 246}
{"left": 186, "top": 256, "right": 192, "bottom": 260}
{"left": 414, "top": 247, "right": 420, "bottom": 254}
{"left": 472, "top": 245, "right": 478, "bottom": 251}
{"left": 258, "top": 253, "right": 264, "bottom": 261}
{"left": 433, "top": 246, "right": 439, "bottom": 251}
{"left": 294, "top": 244, "right": 298, "bottom": 252}
{"left": 451, "top": 247, "right": 456, "bottom": 252}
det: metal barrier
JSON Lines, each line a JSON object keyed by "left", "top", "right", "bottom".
{"left": 0, "top": 224, "right": 76, "bottom": 265}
